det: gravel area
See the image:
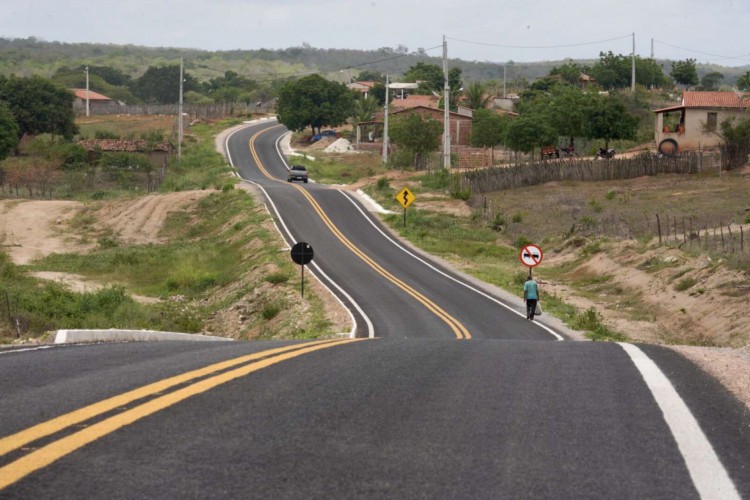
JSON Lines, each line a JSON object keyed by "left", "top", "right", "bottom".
{"left": 668, "top": 345, "right": 750, "bottom": 411}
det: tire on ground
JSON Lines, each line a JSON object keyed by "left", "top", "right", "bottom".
{"left": 658, "top": 138, "right": 679, "bottom": 156}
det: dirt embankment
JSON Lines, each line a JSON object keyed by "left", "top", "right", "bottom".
{"left": 0, "top": 192, "right": 211, "bottom": 297}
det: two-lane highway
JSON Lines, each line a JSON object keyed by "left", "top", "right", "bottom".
{"left": 1, "top": 119, "right": 748, "bottom": 498}
{"left": 225, "top": 121, "right": 559, "bottom": 341}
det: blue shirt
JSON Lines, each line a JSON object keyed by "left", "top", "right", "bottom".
{"left": 524, "top": 279, "right": 538, "bottom": 300}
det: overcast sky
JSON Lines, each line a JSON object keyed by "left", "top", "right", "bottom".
{"left": 2, "top": 0, "right": 749, "bottom": 67}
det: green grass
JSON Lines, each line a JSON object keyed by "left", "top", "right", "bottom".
{"left": 1, "top": 120, "right": 340, "bottom": 340}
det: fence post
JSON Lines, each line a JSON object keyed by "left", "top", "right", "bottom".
{"left": 682, "top": 218, "right": 687, "bottom": 244}
{"left": 727, "top": 224, "right": 734, "bottom": 253}
{"left": 705, "top": 225, "right": 709, "bottom": 250}
{"left": 656, "top": 214, "right": 662, "bottom": 245}
{"left": 742, "top": 226, "right": 745, "bottom": 253}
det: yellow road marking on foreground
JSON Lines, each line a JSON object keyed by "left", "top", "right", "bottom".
{"left": 0, "top": 339, "right": 360, "bottom": 490}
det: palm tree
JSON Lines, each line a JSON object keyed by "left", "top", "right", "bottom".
{"left": 352, "top": 95, "right": 379, "bottom": 124}
{"left": 463, "top": 82, "right": 492, "bottom": 110}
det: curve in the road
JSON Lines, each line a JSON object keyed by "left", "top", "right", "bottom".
{"left": 240, "top": 124, "right": 472, "bottom": 340}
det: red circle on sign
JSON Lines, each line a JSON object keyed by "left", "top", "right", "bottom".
{"left": 519, "top": 244, "right": 543, "bottom": 267}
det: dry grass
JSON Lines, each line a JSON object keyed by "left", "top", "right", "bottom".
{"left": 478, "top": 168, "right": 750, "bottom": 245}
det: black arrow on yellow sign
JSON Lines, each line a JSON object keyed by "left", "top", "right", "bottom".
{"left": 395, "top": 187, "right": 415, "bottom": 227}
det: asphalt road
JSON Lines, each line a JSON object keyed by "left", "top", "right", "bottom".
{"left": 1, "top": 120, "right": 749, "bottom": 498}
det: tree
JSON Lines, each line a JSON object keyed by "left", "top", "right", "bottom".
{"left": 582, "top": 94, "right": 639, "bottom": 149}
{"left": 0, "top": 103, "right": 19, "bottom": 160}
{"left": 356, "top": 70, "right": 385, "bottom": 83}
{"left": 635, "top": 58, "right": 669, "bottom": 89}
{"left": 699, "top": 72, "right": 724, "bottom": 91}
{"left": 670, "top": 59, "right": 699, "bottom": 89}
{"left": 202, "top": 70, "right": 258, "bottom": 102}
{"left": 589, "top": 51, "right": 631, "bottom": 90}
{"left": 132, "top": 65, "right": 198, "bottom": 104}
{"left": 404, "top": 62, "right": 443, "bottom": 94}
{"left": 504, "top": 115, "right": 557, "bottom": 154}
{"left": 276, "top": 74, "right": 354, "bottom": 133}
{"left": 737, "top": 71, "right": 750, "bottom": 91}
{"left": 463, "top": 82, "right": 491, "bottom": 110}
{"left": 0, "top": 75, "right": 77, "bottom": 139}
{"left": 470, "top": 109, "right": 510, "bottom": 148}
{"left": 549, "top": 61, "right": 588, "bottom": 86}
{"left": 389, "top": 113, "right": 443, "bottom": 169}
{"left": 351, "top": 95, "right": 379, "bottom": 125}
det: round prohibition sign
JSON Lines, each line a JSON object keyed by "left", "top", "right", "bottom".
{"left": 520, "top": 244, "right": 543, "bottom": 267}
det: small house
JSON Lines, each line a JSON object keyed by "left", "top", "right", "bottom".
{"left": 70, "top": 89, "right": 118, "bottom": 113}
{"left": 654, "top": 91, "right": 750, "bottom": 154}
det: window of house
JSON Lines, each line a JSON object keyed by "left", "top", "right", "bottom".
{"left": 707, "top": 112, "right": 718, "bottom": 131}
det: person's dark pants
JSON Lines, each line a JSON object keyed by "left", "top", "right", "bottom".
{"left": 526, "top": 299, "right": 538, "bottom": 320}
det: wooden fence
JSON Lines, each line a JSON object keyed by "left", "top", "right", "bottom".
{"left": 75, "top": 101, "right": 269, "bottom": 119}
{"left": 656, "top": 215, "right": 748, "bottom": 255}
{"left": 463, "top": 153, "right": 705, "bottom": 195}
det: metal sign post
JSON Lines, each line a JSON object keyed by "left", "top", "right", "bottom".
{"left": 290, "top": 242, "right": 314, "bottom": 297}
{"left": 395, "top": 187, "right": 415, "bottom": 228}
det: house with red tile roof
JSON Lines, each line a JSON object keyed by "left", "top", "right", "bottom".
{"left": 347, "top": 81, "right": 376, "bottom": 97}
{"left": 70, "top": 88, "right": 119, "bottom": 113}
{"left": 654, "top": 91, "right": 750, "bottom": 154}
{"left": 389, "top": 94, "right": 440, "bottom": 111}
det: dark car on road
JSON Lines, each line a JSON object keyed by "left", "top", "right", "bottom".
{"left": 287, "top": 165, "right": 309, "bottom": 183}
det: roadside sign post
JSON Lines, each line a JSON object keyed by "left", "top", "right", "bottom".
{"left": 519, "top": 244, "right": 543, "bottom": 277}
{"left": 290, "top": 242, "right": 314, "bottom": 297}
{"left": 395, "top": 187, "right": 415, "bottom": 227}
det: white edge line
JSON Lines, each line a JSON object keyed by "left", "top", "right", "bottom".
{"left": 338, "top": 190, "right": 564, "bottom": 341}
{"left": 617, "top": 342, "right": 740, "bottom": 500}
{"left": 0, "top": 345, "right": 54, "bottom": 355}
{"left": 224, "top": 124, "right": 370, "bottom": 339}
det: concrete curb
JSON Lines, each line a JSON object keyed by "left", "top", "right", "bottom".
{"left": 54, "top": 329, "right": 233, "bottom": 344}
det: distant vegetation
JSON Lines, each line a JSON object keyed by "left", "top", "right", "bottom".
{"left": 2, "top": 37, "right": 749, "bottom": 98}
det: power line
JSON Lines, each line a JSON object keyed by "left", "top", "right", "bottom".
{"left": 446, "top": 34, "right": 632, "bottom": 50}
{"left": 653, "top": 39, "right": 750, "bottom": 63}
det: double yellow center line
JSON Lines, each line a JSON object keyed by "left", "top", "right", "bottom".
{"left": 0, "top": 338, "right": 360, "bottom": 490}
{"left": 248, "top": 126, "right": 471, "bottom": 340}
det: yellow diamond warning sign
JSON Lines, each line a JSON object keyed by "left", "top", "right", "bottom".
{"left": 395, "top": 187, "right": 415, "bottom": 209}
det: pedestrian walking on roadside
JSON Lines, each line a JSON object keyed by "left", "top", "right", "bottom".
{"left": 523, "top": 273, "right": 539, "bottom": 321}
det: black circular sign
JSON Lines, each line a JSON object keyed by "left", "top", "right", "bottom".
{"left": 290, "top": 242, "right": 314, "bottom": 265}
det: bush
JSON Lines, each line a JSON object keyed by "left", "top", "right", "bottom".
{"left": 514, "top": 235, "right": 532, "bottom": 249}
{"left": 266, "top": 272, "right": 290, "bottom": 285}
{"left": 674, "top": 277, "right": 698, "bottom": 292}
{"left": 376, "top": 176, "right": 390, "bottom": 190}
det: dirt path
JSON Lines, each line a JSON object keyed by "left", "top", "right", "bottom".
{"left": 0, "top": 200, "right": 89, "bottom": 265}
{"left": 0, "top": 192, "right": 212, "bottom": 302}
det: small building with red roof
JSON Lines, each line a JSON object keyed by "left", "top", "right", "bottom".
{"left": 70, "top": 88, "right": 118, "bottom": 113}
{"left": 654, "top": 91, "right": 750, "bottom": 154}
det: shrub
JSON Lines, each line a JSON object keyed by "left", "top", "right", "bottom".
{"left": 376, "top": 176, "right": 390, "bottom": 190}
{"left": 514, "top": 235, "right": 532, "bottom": 249}
{"left": 266, "top": 272, "right": 290, "bottom": 285}
{"left": 674, "top": 277, "right": 698, "bottom": 292}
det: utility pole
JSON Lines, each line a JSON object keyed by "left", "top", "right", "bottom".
{"left": 85, "top": 66, "right": 90, "bottom": 117}
{"left": 178, "top": 58, "right": 184, "bottom": 160}
{"left": 442, "top": 35, "right": 451, "bottom": 169}
{"left": 503, "top": 63, "right": 507, "bottom": 98}
{"left": 382, "top": 74, "right": 390, "bottom": 164}
{"left": 631, "top": 33, "right": 636, "bottom": 93}
{"left": 651, "top": 38, "right": 654, "bottom": 59}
